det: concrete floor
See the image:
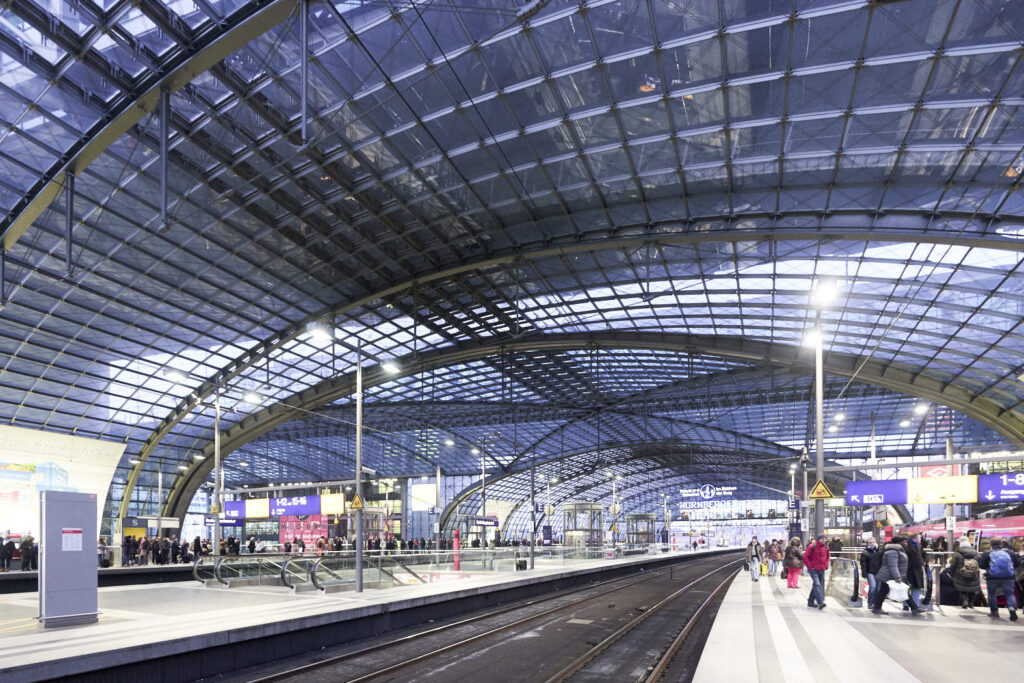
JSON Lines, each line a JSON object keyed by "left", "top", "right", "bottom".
{"left": 695, "top": 571, "right": 1021, "bottom": 683}
{"left": 0, "top": 547, "right": 726, "bottom": 682}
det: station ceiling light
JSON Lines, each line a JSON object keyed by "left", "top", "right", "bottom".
{"left": 803, "top": 329, "right": 822, "bottom": 347}
{"left": 444, "top": 439, "right": 454, "bottom": 446}
{"left": 913, "top": 403, "right": 930, "bottom": 415}
{"left": 243, "top": 391, "right": 261, "bottom": 404}
{"left": 470, "top": 448, "right": 480, "bottom": 455}
{"left": 833, "top": 412, "right": 845, "bottom": 422}
{"left": 382, "top": 361, "right": 400, "bottom": 374}
{"left": 238, "top": 461, "right": 249, "bottom": 467}
{"left": 899, "top": 419, "right": 911, "bottom": 428}
{"left": 828, "top": 424, "right": 838, "bottom": 433}
{"left": 164, "top": 369, "right": 186, "bottom": 383}
{"left": 810, "top": 279, "right": 838, "bottom": 307}
{"left": 177, "top": 464, "right": 187, "bottom": 470}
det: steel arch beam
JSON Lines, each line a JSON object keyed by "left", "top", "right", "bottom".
{"left": 161, "top": 329, "right": 1024, "bottom": 522}
{"left": 126, "top": 227, "right": 1024, "bottom": 526}
{"left": 0, "top": 0, "right": 302, "bottom": 252}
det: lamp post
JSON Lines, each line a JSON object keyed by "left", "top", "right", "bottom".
{"left": 354, "top": 340, "right": 363, "bottom": 592}
{"left": 809, "top": 281, "right": 835, "bottom": 539}
{"left": 607, "top": 472, "right": 621, "bottom": 547}
{"left": 213, "top": 383, "right": 222, "bottom": 556}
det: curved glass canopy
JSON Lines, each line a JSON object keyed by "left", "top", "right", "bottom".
{"left": 0, "top": 0, "right": 1021, "bottom": 530}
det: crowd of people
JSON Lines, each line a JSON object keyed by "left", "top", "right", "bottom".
{"left": 746, "top": 531, "right": 1022, "bottom": 621}
{"left": 0, "top": 533, "right": 35, "bottom": 571}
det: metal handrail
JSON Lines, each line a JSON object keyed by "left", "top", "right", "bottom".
{"left": 191, "top": 554, "right": 204, "bottom": 582}
{"left": 212, "top": 557, "right": 228, "bottom": 585}
{"left": 392, "top": 557, "right": 427, "bottom": 584}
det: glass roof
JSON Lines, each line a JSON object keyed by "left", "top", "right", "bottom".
{"left": 0, "top": 0, "right": 1022, "bottom": 531}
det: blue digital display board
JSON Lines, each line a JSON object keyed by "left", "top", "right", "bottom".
{"left": 224, "top": 500, "right": 246, "bottom": 519}
{"left": 269, "top": 495, "right": 320, "bottom": 516}
{"left": 977, "top": 473, "right": 1024, "bottom": 503}
{"left": 845, "top": 479, "right": 907, "bottom": 506}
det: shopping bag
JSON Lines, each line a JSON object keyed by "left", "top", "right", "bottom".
{"left": 760, "top": 562, "right": 768, "bottom": 575}
{"left": 886, "top": 580, "right": 909, "bottom": 602}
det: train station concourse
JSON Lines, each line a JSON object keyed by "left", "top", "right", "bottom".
{"left": 1, "top": 0, "right": 1024, "bottom": 681}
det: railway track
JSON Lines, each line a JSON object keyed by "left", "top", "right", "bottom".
{"left": 243, "top": 552, "right": 740, "bottom": 683}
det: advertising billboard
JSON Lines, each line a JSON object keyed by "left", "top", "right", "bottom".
{"left": 0, "top": 424, "right": 125, "bottom": 534}
{"left": 906, "top": 475, "right": 977, "bottom": 504}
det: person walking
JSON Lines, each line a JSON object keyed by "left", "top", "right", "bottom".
{"left": 949, "top": 538, "right": 982, "bottom": 608}
{"left": 804, "top": 534, "right": 830, "bottom": 609}
{"left": 768, "top": 540, "right": 782, "bottom": 577}
{"left": 904, "top": 533, "right": 927, "bottom": 612}
{"left": 860, "top": 537, "right": 882, "bottom": 606}
{"left": 247, "top": 535, "right": 256, "bottom": 554}
{"left": 784, "top": 537, "right": 804, "bottom": 588}
{"left": 979, "top": 538, "right": 1020, "bottom": 621}
{"left": 872, "top": 536, "right": 919, "bottom": 615}
{"left": 745, "top": 536, "right": 765, "bottom": 582}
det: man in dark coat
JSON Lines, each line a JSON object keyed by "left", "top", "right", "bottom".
{"left": 904, "top": 533, "right": 927, "bottom": 611}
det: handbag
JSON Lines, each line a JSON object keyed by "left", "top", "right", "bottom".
{"left": 886, "top": 580, "right": 909, "bottom": 602}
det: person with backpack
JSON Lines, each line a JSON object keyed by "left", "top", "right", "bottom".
{"left": 949, "top": 539, "right": 982, "bottom": 608}
{"left": 859, "top": 537, "right": 883, "bottom": 606}
{"left": 979, "top": 538, "right": 1020, "bottom": 621}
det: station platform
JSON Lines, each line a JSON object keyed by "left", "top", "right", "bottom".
{"left": 695, "top": 570, "right": 1021, "bottom": 683}
{"left": 0, "top": 546, "right": 733, "bottom": 683}
{"left": 0, "top": 563, "right": 194, "bottom": 593}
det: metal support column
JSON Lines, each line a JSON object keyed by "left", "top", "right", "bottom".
{"left": 529, "top": 451, "right": 536, "bottom": 569}
{"left": 65, "top": 171, "right": 74, "bottom": 275}
{"left": 435, "top": 463, "right": 441, "bottom": 552}
{"left": 355, "top": 341, "right": 364, "bottom": 592}
{"left": 0, "top": 247, "right": 5, "bottom": 304}
{"left": 814, "top": 315, "right": 825, "bottom": 538}
{"left": 213, "top": 384, "right": 222, "bottom": 556}
{"left": 299, "top": 0, "right": 309, "bottom": 145}
{"left": 159, "top": 89, "right": 169, "bottom": 229}
{"left": 945, "top": 437, "right": 955, "bottom": 551}
{"left": 480, "top": 452, "right": 486, "bottom": 548}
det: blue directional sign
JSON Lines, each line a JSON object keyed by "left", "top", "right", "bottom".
{"left": 474, "top": 516, "right": 499, "bottom": 527}
{"left": 845, "top": 479, "right": 907, "bottom": 506}
{"left": 224, "top": 500, "right": 246, "bottom": 519}
{"left": 270, "top": 495, "right": 320, "bottom": 516}
{"left": 977, "top": 473, "right": 1024, "bottom": 503}
{"left": 787, "top": 498, "right": 799, "bottom": 510}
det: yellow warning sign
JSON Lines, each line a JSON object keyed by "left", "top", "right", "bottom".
{"left": 808, "top": 479, "right": 834, "bottom": 499}
{"left": 348, "top": 493, "right": 365, "bottom": 510}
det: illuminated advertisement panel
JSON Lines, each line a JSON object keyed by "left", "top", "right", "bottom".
{"left": 320, "top": 493, "right": 346, "bottom": 515}
{"left": 907, "top": 475, "right": 977, "bottom": 504}
{"left": 0, "top": 424, "right": 125, "bottom": 533}
{"left": 245, "top": 498, "right": 270, "bottom": 519}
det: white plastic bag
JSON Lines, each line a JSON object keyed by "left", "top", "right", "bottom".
{"left": 886, "top": 580, "right": 909, "bottom": 602}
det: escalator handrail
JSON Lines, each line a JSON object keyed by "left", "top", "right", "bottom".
{"left": 212, "top": 557, "right": 228, "bottom": 585}
{"left": 191, "top": 554, "right": 204, "bottom": 583}
{"left": 392, "top": 557, "right": 427, "bottom": 584}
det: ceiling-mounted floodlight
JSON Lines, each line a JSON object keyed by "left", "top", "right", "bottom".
{"left": 810, "top": 279, "right": 838, "bottom": 307}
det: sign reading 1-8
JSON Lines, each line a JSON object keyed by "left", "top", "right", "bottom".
{"left": 978, "top": 473, "right": 1024, "bottom": 502}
